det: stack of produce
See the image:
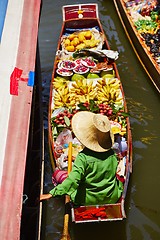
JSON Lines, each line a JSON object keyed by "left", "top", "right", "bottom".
{"left": 125, "top": 0, "right": 160, "bottom": 63}
{"left": 50, "top": 27, "right": 129, "bottom": 167}
{"left": 51, "top": 75, "right": 128, "bottom": 138}
{"left": 61, "top": 28, "right": 104, "bottom": 52}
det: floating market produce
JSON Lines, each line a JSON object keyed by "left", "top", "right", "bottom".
{"left": 113, "top": 0, "right": 160, "bottom": 92}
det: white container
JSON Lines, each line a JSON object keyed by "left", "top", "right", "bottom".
{"left": 120, "top": 137, "right": 127, "bottom": 152}
{"left": 112, "top": 142, "right": 120, "bottom": 154}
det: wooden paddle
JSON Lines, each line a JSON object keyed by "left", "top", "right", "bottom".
{"left": 60, "top": 142, "right": 72, "bottom": 240}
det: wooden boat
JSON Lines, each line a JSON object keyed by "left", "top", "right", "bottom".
{"left": 113, "top": 0, "right": 160, "bottom": 93}
{"left": 0, "top": 1, "right": 43, "bottom": 239}
{"left": 48, "top": 3, "right": 132, "bottom": 224}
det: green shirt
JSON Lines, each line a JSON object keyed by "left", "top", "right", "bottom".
{"left": 49, "top": 148, "right": 123, "bottom": 206}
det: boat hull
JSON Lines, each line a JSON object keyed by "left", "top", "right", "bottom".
{"left": 48, "top": 3, "right": 132, "bottom": 224}
{"left": 0, "top": 1, "right": 42, "bottom": 239}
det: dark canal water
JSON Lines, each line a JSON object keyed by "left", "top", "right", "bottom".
{"left": 38, "top": 0, "right": 160, "bottom": 239}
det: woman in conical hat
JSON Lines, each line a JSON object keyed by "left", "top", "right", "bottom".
{"left": 40, "top": 111, "right": 123, "bottom": 205}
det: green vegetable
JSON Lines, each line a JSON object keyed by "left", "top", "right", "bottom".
{"left": 150, "top": 11, "right": 158, "bottom": 22}
{"left": 134, "top": 19, "right": 157, "bottom": 31}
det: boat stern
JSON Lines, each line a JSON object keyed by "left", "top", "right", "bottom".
{"left": 71, "top": 202, "right": 126, "bottom": 223}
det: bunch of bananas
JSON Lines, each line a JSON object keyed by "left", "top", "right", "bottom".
{"left": 53, "top": 75, "right": 123, "bottom": 110}
{"left": 96, "top": 78, "right": 123, "bottom": 105}
{"left": 97, "top": 77, "right": 120, "bottom": 89}
{"left": 53, "top": 86, "right": 76, "bottom": 109}
{"left": 53, "top": 77, "right": 69, "bottom": 90}
{"left": 70, "top": 79, "right": 97, "bottom": 103}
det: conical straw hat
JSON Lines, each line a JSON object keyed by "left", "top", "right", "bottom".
{"left": 72, "top": 111, "right": 114, "bottom": 152}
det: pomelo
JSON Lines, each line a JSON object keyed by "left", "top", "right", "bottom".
{"left": 71, "top": 73, "right": 85, "bottom": 81}
{"left": 87, "top": 73, "right": 100, "bottom": 79}
{"left": 100, "top": 70, "right": 115, "bottom": 78}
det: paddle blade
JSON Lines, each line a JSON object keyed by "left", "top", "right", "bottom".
{"left": 60, "top": 234, "right": 70, "bottom": 240}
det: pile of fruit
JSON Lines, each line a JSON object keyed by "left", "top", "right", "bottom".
{"left": 125, "top": 0, "right": 160, "bottom": 63}
{"left": 51, "top": 74, "right": 128, "bottom": 138}
{"left": 51, "top": 27, "right": 129, "bottom": 143}
{"left": 61, "top": 28, "right": 104, "bottom": 52}
{"left": 52, "top": 75, "right": 123, "bottom": 109}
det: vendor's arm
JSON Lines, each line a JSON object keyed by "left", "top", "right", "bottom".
{"left": 40, "top": 193, "right": 52, "bottom": 201}
{"left": 50, "top": 153, "right": 86, "bottom": 197}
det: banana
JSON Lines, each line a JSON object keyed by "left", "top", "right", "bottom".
{"left": 53, "top": 78, "right": 68, "bottom": 90}
{"left": 79, "top": 95, "right": 86, "bottom": 102}
{"left": 71, "top": 82, "right": 79, "bottom": 88}
{"left": 116, "top": 96, "right": 123, "bottom": 102}
{"left": 76, "top": 80, "right": 83, "bottom": 88}
{"left": 87, "top": 84, "right": 92, "bottom": 93}
{"left": 82, "top": 78, "right": 87, "bottom": 86}
{"left": 96, "top": 83, "right": 102, "bottom": 89}
{"left": 54, "top": 92, "right": 61, "bottom": 100}
{"left": 87, "top": 95, "right": 91, "bottom": 102}
{"left": 64, "top": 87, "right": 69, "bottom": 95}
{"left": 110, "top": 89, "right": 116, "bottom": 101}
{"left": 69, "top": 93, "right": 76, "bottom": 99}
{"left": 114, "top": 101, "right": 123, "bottom": 106}
{"left": 101, "top": 87, "right": 108, "bottom": 96}
{"left": 108, "top": 78, "right": 116, "bottom": 85}
{"left": 97, "top": 79, "right": 106, "bottom": 87}
{"left": 101, "top": 97, "right": 109, "bottom": 103}
{"left": 115, "top": 90, "right": 121, "bottom": 99}
{"left": 110, "top": 81, "right": 120, "bottom": 89}
{"left": 102, "top": 85, "right": 111, "bottom": 95}
{"left": 88, "top": 89, "right": 96, "bottom": 97}
{"left": 88, "top": 79, "right": 93, "bottom": 87}
{"left": 70, "top": 88, "right": 80, "bottom": 94}
{"left": 54, "top": 102, "right": 64, "bottom": 109}
{"left": 87, "top": 80, "right": 93, "bottom": 92}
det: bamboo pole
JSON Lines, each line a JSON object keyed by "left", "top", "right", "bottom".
{"left": 60, "top": 142, "right": 72, "bottom": 240}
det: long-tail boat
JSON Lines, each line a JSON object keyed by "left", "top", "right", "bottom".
{"left": 113, "top": 0, "right": 160, "bottom": 93}
{"left": 48, "top": 3, "right": 132, "bottom": 225}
